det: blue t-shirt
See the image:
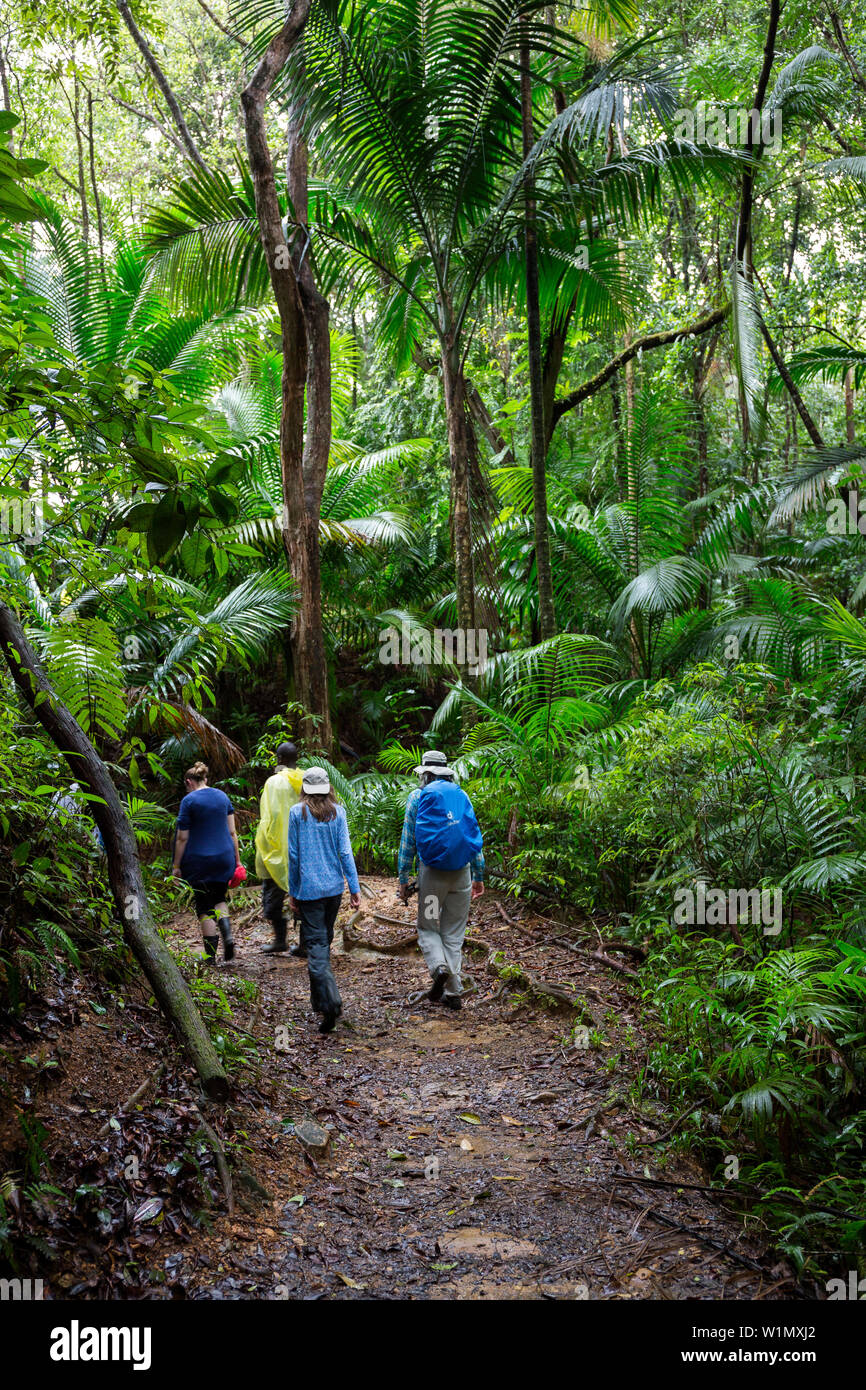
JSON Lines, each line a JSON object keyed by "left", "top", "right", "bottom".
{"left": 176, "top": 786, "right": 235, "bottom": 885}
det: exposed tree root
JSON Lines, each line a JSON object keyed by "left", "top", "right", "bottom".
{"left": 194, "top": 1106, "right": 235, "bottom": 1216}
{"left": 465, "top": 934, "right": 601, "bottom": 1025}
{"left": 342, "top": 911, "right": 417, "bottom": 955}
{"left": 97, "top": 1064, "right": 166, "bottom": 1137}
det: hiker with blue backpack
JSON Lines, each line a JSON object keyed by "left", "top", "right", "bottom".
{"left": 397, "top": 751, "right": 484, "bottom": 1011}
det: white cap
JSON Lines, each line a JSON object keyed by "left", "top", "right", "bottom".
{"left": 302, "top": 766, "right": 330, "bottom": 795}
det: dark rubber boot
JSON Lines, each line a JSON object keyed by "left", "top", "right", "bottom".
{"left": 261, "top": 919, "right": 288, "bottom": 954}
{"left": 217, "top": 915, "right": 235, "bottom": 962}
{"left": 443, "top": 994, "right": 462, "bottom": 1011}
{"left": 203, "top": 935, "right": 218, "bottom": 961}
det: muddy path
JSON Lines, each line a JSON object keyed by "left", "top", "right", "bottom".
{"left": 163, "top": 877, "right": 794, "bottom": 1301}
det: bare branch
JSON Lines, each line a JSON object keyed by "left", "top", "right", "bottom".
{"left": 551, "top": 303, "right": 731, "bottom": 434}
{"left": 196, "top": 0, "right": 245, "bottom": 47}
{"left": 116, "top": 0, "right": 209, "bottom": 172}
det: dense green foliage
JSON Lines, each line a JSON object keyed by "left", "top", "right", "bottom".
{"left": 3, "top": 0, "right": 866, "bottom": 1278}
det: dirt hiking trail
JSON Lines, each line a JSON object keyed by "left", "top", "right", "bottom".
{"left": 157, "top": 876, "right": 793, "bottom": 1301}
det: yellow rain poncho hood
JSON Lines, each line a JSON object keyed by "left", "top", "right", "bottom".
{"left": 255, "top": 766, "right": 304, "bottom": 889}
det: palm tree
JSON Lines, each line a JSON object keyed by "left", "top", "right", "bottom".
{"left": 145, "top": 1, "right": 700, "bottom": 646}
{"left": 26, "top": 195, "right": 262, "bottom": 394}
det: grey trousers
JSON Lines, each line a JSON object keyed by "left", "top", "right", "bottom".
{"left": 416, "top": 863, "right": 472, "bottom": 997}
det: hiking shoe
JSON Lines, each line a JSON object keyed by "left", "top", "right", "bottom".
{"left": 427, "top": 964, "right": 450, "bottom": 1002}
{"left": 319, "top": 1009, "right": 338, "bottom": 1034}
{"left": 217, "top": 916, "right": 235, "bottom": 962}
{"left": 442, "top": 994, "right": 462, "bottom": 1011}
{"left": 289, "top": 944, "right": 308, "bottom": 959}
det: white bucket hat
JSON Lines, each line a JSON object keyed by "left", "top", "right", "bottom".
{"left": 414, "top": 749, "right": 454, "bottom": 779}
{"left": 302, "top": 766, "right": 330, "bottom": 795}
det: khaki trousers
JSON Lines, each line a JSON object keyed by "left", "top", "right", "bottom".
{"left": 416, "top": 863, "right": 472, "bottom": 997}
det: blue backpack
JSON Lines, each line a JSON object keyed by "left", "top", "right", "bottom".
{"left": 415, "top": 780, "right": 483, "bottom": 871}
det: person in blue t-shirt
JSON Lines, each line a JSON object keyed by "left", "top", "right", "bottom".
{"left": 170, "top": 761, "right": 241, "bottom": 962}
{"left": 288, "top": 767, "right": 361, "bottom": 1034}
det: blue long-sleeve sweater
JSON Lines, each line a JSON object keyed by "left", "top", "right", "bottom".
{"left": 288, "top": 803, "right": 360, "bottom": 901}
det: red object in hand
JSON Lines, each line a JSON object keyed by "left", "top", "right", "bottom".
{"left": 228, "top": 864, "right": 247, "bottom": 888}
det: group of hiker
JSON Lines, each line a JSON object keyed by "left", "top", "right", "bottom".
{"left": 171, "top": 745, "right": 484, "bottom": 1033}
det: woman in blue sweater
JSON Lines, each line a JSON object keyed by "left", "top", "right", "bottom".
{"left": 288, "top": 767, "right": 361, "bottom": 1033}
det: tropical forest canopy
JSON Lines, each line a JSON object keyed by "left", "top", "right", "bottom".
{"left": 2, "top": 0, "right": 866, "bottom": 1287}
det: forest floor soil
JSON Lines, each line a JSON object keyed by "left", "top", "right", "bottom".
{"left": 1, "top": 877, "right": 801, "bottom": 1300}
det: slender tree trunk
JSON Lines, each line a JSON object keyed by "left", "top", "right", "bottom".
{"left": 0, "top": 602, "right": 229, "bottom": 1100}
{"left": 71, "top": 79, "right": 90, "bottom": 249}
{"left": 292, "top": 279, "right": 333, "bottom": 751}
{"left": 520, "top": 34, "right": 556, "bottom": 641}
{"left": 86, "top": 92, "right": 108, "bottom": 292}
{"left": 541, "top": 308, "right": 573, "bottom": 451}
{"left": 412, "top": 350, "right": 504, "bottom": 641}
{"left": 845, "top": 367, "right": 855, "bottom": 443}
{"left": 0, "top": 41, "right": 10, "bottom": 115}
{"left": 350, "top": 311, "right": 358, "bottom": 410}
{"left": 611, "top": 373, "right": 624, "bottom": 476}
{"left": 624, "top": 357, "right": 641, "bottom": 677}
{"left": 441, "top": 346, "right": 477, "bottom": 635}
{"left": 734, "top": 0, "right": 780, "bottom": 444}
{"left": 735, "top": 0, "right": 780, "bottom": 271}
{"left": 287, "top": 70, "right": 334, "bottom": 752}
{"left": 241, "top": 0, "right": 333, "bottom": 751}
{"left": 760, "top": 319, "right": 824, "bottom": 449}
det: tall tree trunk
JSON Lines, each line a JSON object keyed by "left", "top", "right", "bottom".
{"left": 845, "top": 367, "right": 855, "bottom": 443}
{"left": 241, "top": 0, "right": 333, "bottom": 751}
{"left": 413, "top": 351, "right": 504, "bottom": 641}
{"left": 0, "top": 602, "right": 229, "bottom": 1100}
{"left": 441, "top": 346, "right": 477, "bottom": 636}
{"left": 734, "top": 0, "right": 780, "bottom": 445}
{"left": 520, "top": 34, "right": 556, "bottom": 641}
{"left": 0, "top": 42, "right": 10, "bottom": 116}
{"left": 71, "top": 79, "right": 90, "bottom": 250}
{"left": 86, "top": 91, "right": 108, "bottom": 292}
{"left": 287, "top": 69, "right": 334, "bottom": 752}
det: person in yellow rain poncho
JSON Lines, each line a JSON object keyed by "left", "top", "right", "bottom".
{"left": 256, "top": 742, "right": 304, "bottom": 954}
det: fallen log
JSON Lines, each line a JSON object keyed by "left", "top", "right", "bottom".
{"left": 590, "top": 950, "right": 639, "bottom": 980}
{"left": 372, "top": 911, "right": 415, "bottom": 929}
{"left": 0, "top": 601, "right": 230, "bottom": 1101}
{"left": 596, "top": 939, "right": 647, "bottom": 961}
